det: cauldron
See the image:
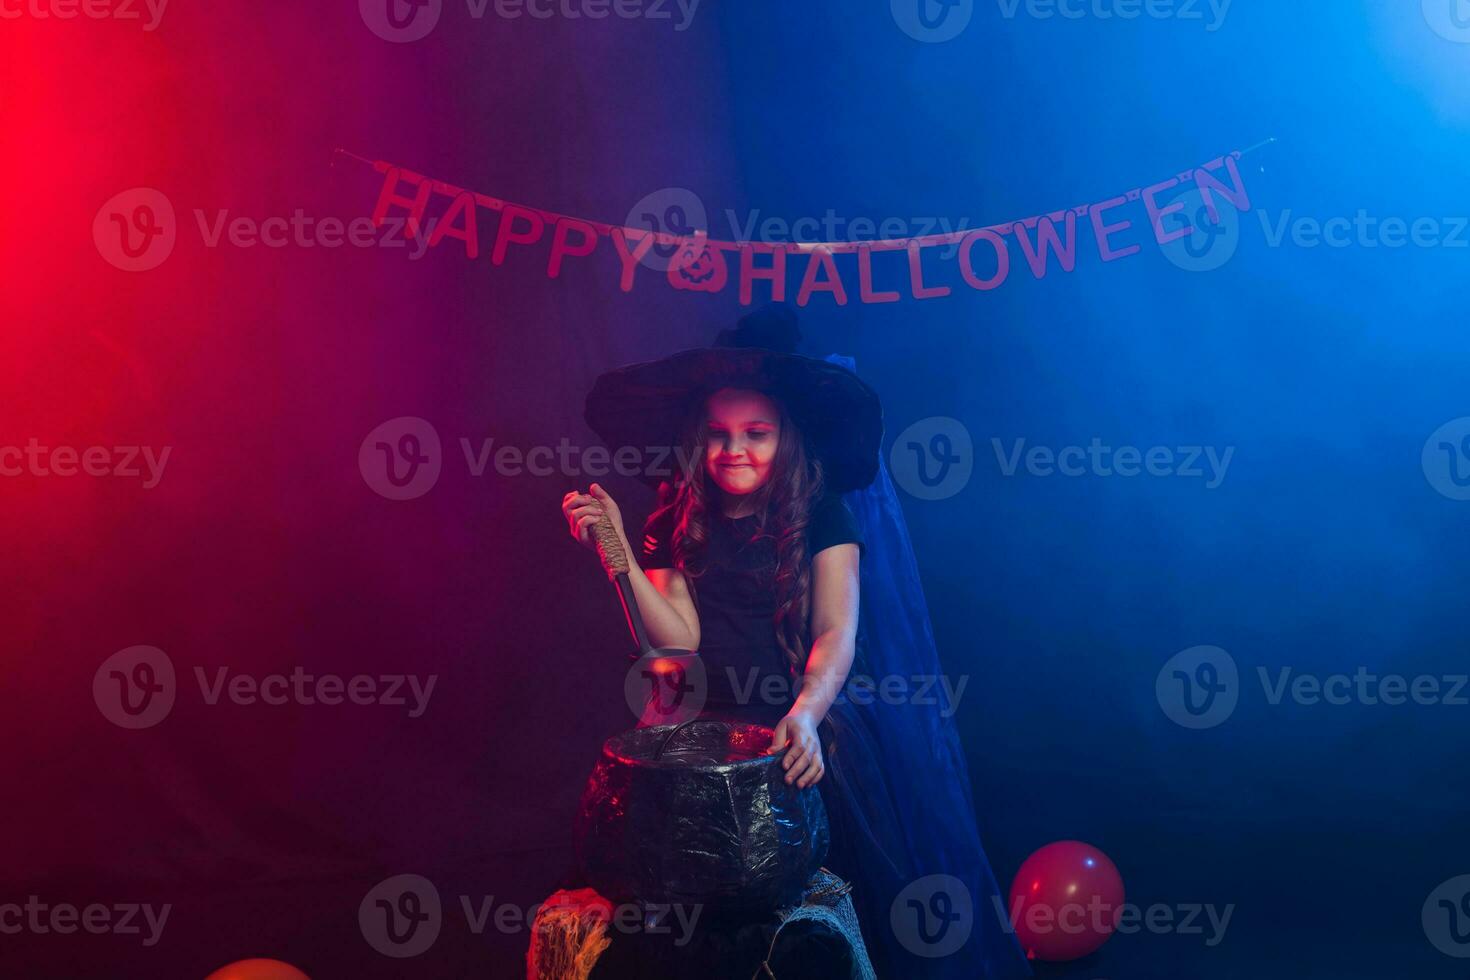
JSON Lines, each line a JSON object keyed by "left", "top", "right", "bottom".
{"left": 576, "top": 719, "right": 830, "bottom": 915}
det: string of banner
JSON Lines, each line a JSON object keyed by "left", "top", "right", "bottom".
{"left": 335, "top": 141, "right": 1268, "bottom": 305}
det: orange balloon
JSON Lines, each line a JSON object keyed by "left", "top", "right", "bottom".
{"left": 204, "top": 959, "right": 310, "bottom": 980}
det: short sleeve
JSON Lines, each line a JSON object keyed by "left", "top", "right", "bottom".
{"left": 808, "top": 493, "right": 864, "bottom": 559}
{"left": 639, "top": 506, "right": 676, "bottom": 569}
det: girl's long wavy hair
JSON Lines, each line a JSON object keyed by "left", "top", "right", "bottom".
{"left": 649, "top": 386, "right": 825, "bottom": 676}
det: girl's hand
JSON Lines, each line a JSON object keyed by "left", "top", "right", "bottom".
{"left": 561, "top": 483, "right": 630, "bottom": 557}
{"left": 767, "top": 711, "right": 824, "bottom": 788}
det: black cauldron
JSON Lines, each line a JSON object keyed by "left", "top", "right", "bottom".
{"left": 576, "top": 719, "right": 830, "bottom": 915}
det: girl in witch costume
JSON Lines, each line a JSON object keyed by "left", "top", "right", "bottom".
{"left": 561, "top": 305, "right": 1030, "bottom": 979}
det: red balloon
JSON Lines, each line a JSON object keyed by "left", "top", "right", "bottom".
{"left": 204, "top": 959, "right": 310, "bottom": 980}
{"left": 1007, "top": 841, "right": 1125, "bottom": 962}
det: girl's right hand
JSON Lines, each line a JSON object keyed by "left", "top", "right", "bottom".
{"left": 561, "top": 483, "right": 629, "bottom": 556}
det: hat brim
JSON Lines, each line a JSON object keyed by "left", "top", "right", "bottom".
{"left": 584, "top": 347, "right": 883, "bottom": 494}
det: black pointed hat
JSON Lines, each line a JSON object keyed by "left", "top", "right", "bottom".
{"left": 583, "top": 304, "right": 883, "bottom": 493}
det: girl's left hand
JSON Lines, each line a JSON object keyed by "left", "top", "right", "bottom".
{"left": 767, "top": 711, "right": 824, "bottom": 788}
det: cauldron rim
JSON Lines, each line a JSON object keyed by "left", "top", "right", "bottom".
{"left": 601, "top": 720, "right": 777, "bottom": 771}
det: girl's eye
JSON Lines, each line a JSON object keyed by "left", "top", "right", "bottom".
{"left": 748, "top": 431, "right": 770, "bottom": 440}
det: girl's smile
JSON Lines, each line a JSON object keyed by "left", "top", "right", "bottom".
{"left": 704, "top": 387, "right": 781, "bottom": 509}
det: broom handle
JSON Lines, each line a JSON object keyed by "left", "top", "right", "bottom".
{"left": 593, "top": 511, "right": 654, "bottom": 658}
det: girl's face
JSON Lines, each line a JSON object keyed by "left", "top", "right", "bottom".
{"left": 703, "top": 387, "right": 780, "bottom": 497}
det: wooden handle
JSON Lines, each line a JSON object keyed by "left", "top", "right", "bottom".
{"left": 592, "top": 511, "right": 654, "bottom": 656}
{"left": 593, "top": 512, "right": 629, "bottom": 579}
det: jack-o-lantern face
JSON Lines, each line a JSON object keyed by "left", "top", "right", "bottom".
{"left": 668, "top": 239, "right": 728, "bottom": 293}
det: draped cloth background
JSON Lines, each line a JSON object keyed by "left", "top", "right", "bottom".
{"left": 817, "top": 353, "right": 1031, "bottom": 980}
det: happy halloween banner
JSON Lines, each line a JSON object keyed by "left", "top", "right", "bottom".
{"left": 349, "top": 147, "right": 1252, "bottom": 305}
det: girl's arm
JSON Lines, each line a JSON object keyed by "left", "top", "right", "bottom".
{"left": 769, "top": 541, "right": 860, "bottom": 788}
{"left": 565, "top": 484, "right": 700, "bottom": 651}
{"left": 638, "top": 566, "right": 700, "bottom": 651}
{"left": 793, "top": 542, "right": 861, "bottom": 722}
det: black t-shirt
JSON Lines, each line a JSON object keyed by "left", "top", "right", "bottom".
{"left": 639, "top": 493, "right": 864, "bottom": 723}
